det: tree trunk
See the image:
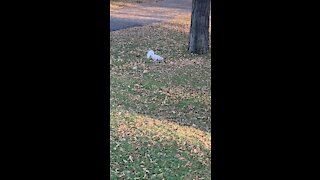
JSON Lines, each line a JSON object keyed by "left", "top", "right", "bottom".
{"left": 188, "top": 0, "right": 210, "bottom": 54}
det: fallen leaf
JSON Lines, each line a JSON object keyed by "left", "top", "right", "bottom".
{"left": 129, "top": 155, "right": 134, "bottom": 162}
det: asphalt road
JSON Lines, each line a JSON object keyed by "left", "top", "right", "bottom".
{"left": 110, "top": 18, "right": 144, "bottom": 31}
{"left": 110, "top": 0, "right": 192, "bottom": 32}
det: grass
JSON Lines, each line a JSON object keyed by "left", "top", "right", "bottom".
{"left": 110, "top": 14, "right": 212, "bottom": 179}
{"left": 110, "top": 0, "right": 163, "bottom": 11}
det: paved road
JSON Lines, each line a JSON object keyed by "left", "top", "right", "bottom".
{"left": 110, "top": 0, "right": 192, "bottom": 32}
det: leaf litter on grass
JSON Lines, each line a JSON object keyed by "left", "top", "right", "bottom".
{"left": 110, "top": 111, "right": 211, "bottom": 179}
{"left": 110, "top": 14, "right": 212, "bottom": 179}
{"left": 110, "top": 0, "right": 164, "bottom": 11}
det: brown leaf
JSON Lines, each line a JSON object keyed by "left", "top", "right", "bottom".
{"left": 184, "top": 161, "right": 192, "bottom": 167}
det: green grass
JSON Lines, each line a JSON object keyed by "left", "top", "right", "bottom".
{"left": 110, "top": 15, "right": 212, "bottom": 179}
{"left": 110, "top": 112, "right": 211, "bottom": 179}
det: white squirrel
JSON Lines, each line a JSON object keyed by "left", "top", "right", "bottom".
{"left": 147, "top": 50, "right": 164, "bottom": 61}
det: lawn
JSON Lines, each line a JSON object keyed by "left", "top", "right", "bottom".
{"left": 110, "top": 14, "right": 212, "bottom": 179}
{"left": 110, "top": 0, "right": 163, "bottom": 11}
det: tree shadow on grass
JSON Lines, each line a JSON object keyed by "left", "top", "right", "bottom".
{"left": 110, "top": 106, "right": 212, "bottom": 179}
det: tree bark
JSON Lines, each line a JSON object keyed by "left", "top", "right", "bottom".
{"left": 188, "top": 0, "right": 210, "bottom": 54}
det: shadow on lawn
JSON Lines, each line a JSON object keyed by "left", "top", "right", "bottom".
{"left": 111, "top": 82, "right": 211, "bottom": 133}
{"left": 110, "top": 106, "right": 212, "bottom": 179}
{"left": 110, "top": 109, "right": 211, "bottom": 150}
